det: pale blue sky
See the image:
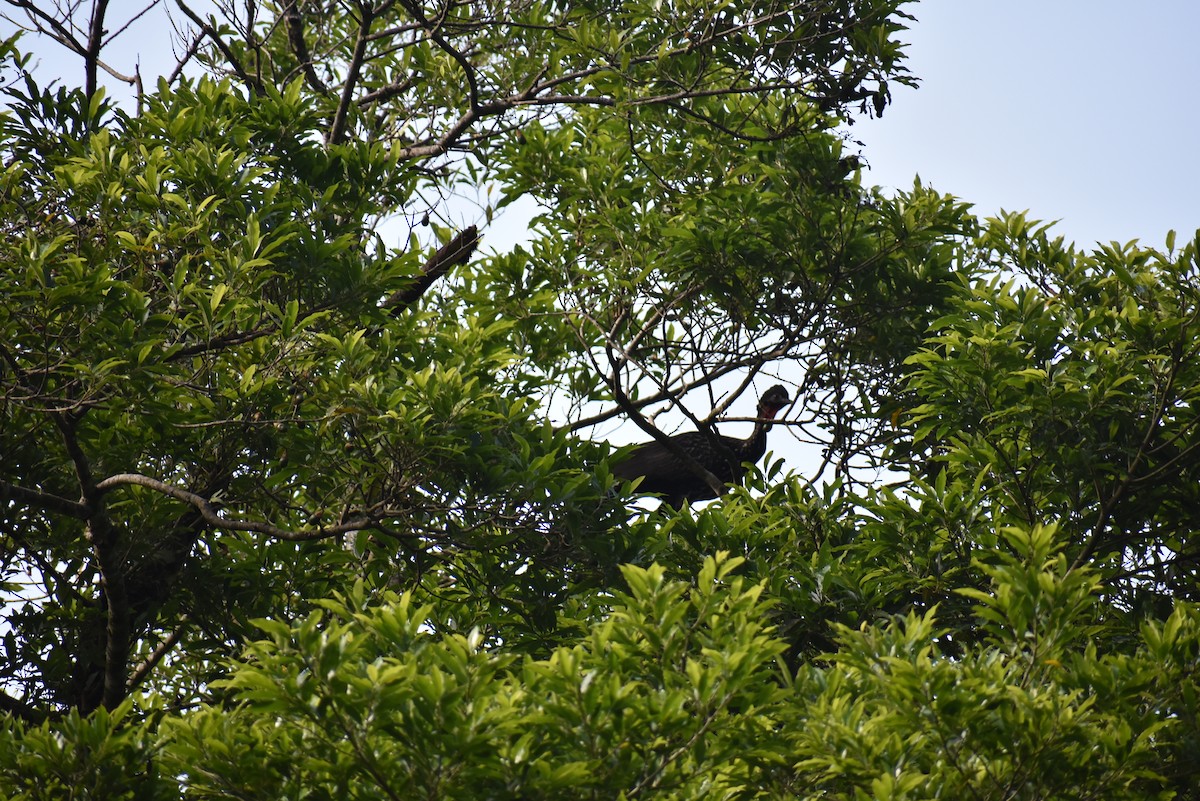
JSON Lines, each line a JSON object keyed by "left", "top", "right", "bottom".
{"left": 855, "top": 1, "right": 1200, "bottom": 249}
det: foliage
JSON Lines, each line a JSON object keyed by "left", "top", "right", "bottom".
{"left": 0, "top": 0, "right": 934, "bottom": 719}
{"left": 902, "top": 214, "right": 1200, "bottom": 620}
{"left": 791, "top": 525, "right": 1195, "bottom": 801}
{"left": 0, "top": 700, "right": 171, "bottom": 800}
{"left": 1, "top": 1, "right": 1199, "bottom": 799}
{"left": 0, "top": 67, "right": 623, "bottom": 714}
{"left": 160, "top": 554, "right": 786, "bottom": 800}
{"left": 494, "top": 118, "right": 972, "bottom": 470}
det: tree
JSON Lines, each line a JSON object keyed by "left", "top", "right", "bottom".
{"left": 2, "top": 1, "right": 1199, "bottom": 799}
{"left": 0, "top": 0, "right": 928, "bottom": 717}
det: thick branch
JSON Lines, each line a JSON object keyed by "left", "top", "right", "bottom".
{"left": 327, "top": 2, "right": 373, "bottom": 146}
{"left": 88, "top": 515, "right": 132, "bottom": 711}
{"left": 382, "top": 225, "right": 479, "bottom": 313}
{"left": 0, "top": 479, "right": 90, "bottom": 518}
{"left": 53, "top": 411, "right": 132, "bottom": 711}
{"left": 0, "top": 690, "right": 44, "bottom": 724}
{"left": 283, "top": 0, "right": 328, "bottom": 95}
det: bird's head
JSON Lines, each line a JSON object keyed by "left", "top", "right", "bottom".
{"left": 757, "top": 385, "right": 791, "bottom": 420}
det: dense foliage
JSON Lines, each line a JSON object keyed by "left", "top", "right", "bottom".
{"left": 1, "top": 1, "right": 1198, "bottom": 798}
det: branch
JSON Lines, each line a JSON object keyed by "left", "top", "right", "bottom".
{"left": 282, "top": 0, "right": 328, "bottom": 95}
{"left": 380, "top": 0, "right": 875, "bottom": 164}
{"left": 565, "top": 339, "right": 794, "bottom": 432}
{"left": 126, "top": 621, "right": 187, "bottom": 693}
{"left": 95, "top": 472, "right": 386, "bottom": 541}
{"left": 0, "top": 479, "right": 90, "bottom": 518}
{"left": 166, "top": 322, "right": 280, "bottom": 361}
{"left": 327, "top": 2, "right": 373, "bottom": 146}
{"left": 381, "top": 225, "right": 479, "bottom": 313}
{"left": 0, "top": 690, "right": 44, "bottom": 724}
{"left": 174, "top": 0, "right": 262, "bottom": 94}
{"left": 1074, "top": 358, "right": 1183, "bottom": 570}
{"left": 3, "top": 1, "right": 87, "bottom": 58}
{"left": 398, "top": 0, "right": 479, "bottom": 111}
{"left": 167, "top": 28, "right": 207, "bottom": 85}
{"left": 357, "top": 77, "right": 416, "bottom": 106}
{"left": 165, "top": 293, "right": 347, "bottom": 362}
{"left": 53, "top": 410, "right": 132, "bottom": 711}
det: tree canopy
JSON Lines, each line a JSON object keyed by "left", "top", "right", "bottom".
{"left": 1, "top": 1, "right": 1198, "bottom": 799}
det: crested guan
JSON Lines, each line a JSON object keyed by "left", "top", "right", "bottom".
{"left": 612, "top": 385, "right": 791, "bottom": 507}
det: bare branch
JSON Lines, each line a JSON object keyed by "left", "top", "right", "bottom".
{"left": 382, "top": 224, "right": 480, "bottom": 312}
{"left": 175, "top": 0, "right": 261, "bottom": 94}
{"left": 0, "top": 479, "right": 90, "bottom": 518}
{"left": 327, "top": 1, "right": 373, "bottom": 146}
{"left": 3, "top": 0, "right": 88, "bottom": 58}
{"left": 126, "top": 620, "right": 187, "bottom": 692}
{"left": 282, "top": 0, "right": 328, "bottom": 94}
{"left": 100, "top": 0, "right": 163, "bottom": 49}
{"left": 167, "top": 27, "right": 206, "bottom": 85}
{"left": 95, "top": 472, "right": 386, "bottom": 541}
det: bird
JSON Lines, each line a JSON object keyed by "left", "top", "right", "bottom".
{"left": 611, "top": 385, "right": 791, "bottom": 507}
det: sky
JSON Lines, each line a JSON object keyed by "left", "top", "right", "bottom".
{"left": 853, "top": 0, "right": 1200, "bottom": 249}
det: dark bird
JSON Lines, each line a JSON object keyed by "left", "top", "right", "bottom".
{"left": 612, "top": 385, "right": 791, "bottom": 507}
